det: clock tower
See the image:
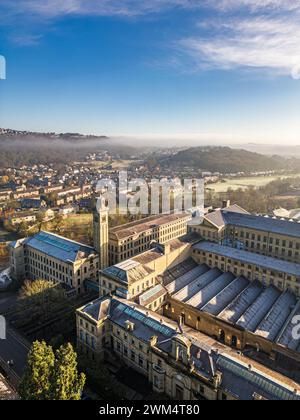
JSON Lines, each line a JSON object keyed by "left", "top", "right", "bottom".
{"left": 93, "top": 196, "right": 109, "bottom": 269}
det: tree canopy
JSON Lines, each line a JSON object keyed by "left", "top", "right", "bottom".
{"left": 20, "top": 341, "right": 85, "bottom": 400}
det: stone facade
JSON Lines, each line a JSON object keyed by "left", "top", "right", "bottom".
{"left": 76, "top": 296, "right": 300, "bottom": 401}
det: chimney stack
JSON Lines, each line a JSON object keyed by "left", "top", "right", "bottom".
{"left": 222, "top": 200, "right": 231, "bottom": 209}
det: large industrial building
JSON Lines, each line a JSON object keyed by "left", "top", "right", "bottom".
{"left": 107, "top": 213, "right": 191, "bottom": 266}
{"left": 96, "top": 236, "right": 300, "bottom": 372}
{"left": 92, "top": 196, "right": 191, "bottom": 268}
{"left": 190, "top": 204, "right": 300, "bottom": 263}
{"left": 99, "top": 237, "right": 194, "bottom": 298}
{"left": 77, "top": 295, "right": 300, "bottom": 401}
{"left": 87, "top": 204, "right": 300, "bottom": 396}
{"left": 9, "top": 198, "right": 191, "bottom": 295}
{"left": 9, "top": 232, "right": 99, "bottom": 295}
{"left": 8, "top": 196, "right": 300, "bottom": 398}
{"left": 163, "top": 253, "right": 300, "bottom": 362}
{"left": 193, "top": 242, "right": 300, "bottom": 295}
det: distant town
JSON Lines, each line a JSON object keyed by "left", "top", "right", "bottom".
{"left": 1, "top": 0, "right": 300, "bottom": 405}
{"left": 0, "top": 126, "right": 300, "bottom": 402}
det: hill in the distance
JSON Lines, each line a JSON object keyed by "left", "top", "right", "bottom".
{"left": 0, "top": 128, "right": 108, "bottom": 141}
{"left": 0, "top": 128, "right": 111, "bottom": 167}
{"left": 159, "top": 146, "right": 300, "bottom": 173}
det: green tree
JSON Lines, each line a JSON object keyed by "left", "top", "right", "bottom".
{"left": 19, "top": 341, "right": 55, "bottom": 400}
{"left": 53, "top": 214, "right": 64, "bottom": 233}
{"left": 20, "top": 342, "right": 85, "bottom": 400}
{"left": 50, "top": 343, "right": 86, "bottom": 400}
{"left": 18, "top": 221, "right": 29, "bottom": 237}
{"left": 16, "top": 280, "right": 68, "bottom": 326}
{"left": 19, "top": 279, "right": 64, "bottom": 301}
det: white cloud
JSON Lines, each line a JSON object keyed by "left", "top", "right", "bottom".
{"left": 205, "top": 0, "right": 300, "bottom": 12}
{"left": 179, "top": 15, "right": 300, "bottom": 78}
{"left": 1, "top": 0, "right": 300, "bottom": 19}
{"left": 2, "top": 0, "right": 300, "bottom": 78}
{"left": 8, "top": 34, "right": 43, "bottom": 46}
{"left": 0, "top": 0, "right": 197, "bottom": 19}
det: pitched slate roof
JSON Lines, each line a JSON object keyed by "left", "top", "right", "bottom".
{"left": 109, "top": 213, "right": 190, "bottom": 240}
{"left": 223, "top": 211, "right": 300, "bottom": 239}
{"left": 101, "top": 259, "right": 154, "bottom": 285}
{"left": 204, "top": 205, "right": 249, "bottom": 229}
{"left": 24, "top": 231, "right": 96, "bottom": 263}
{"left": 78, "top": 296, "right": 300, "bottom": 400}
{"left": 194, "top": 242, "right": 300, "bottom": 277}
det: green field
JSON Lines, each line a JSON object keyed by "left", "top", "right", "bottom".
{"left": 206, "top": 174, "right": 300, "bottom": 193}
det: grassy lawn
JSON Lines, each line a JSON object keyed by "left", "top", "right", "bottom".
{"left": 82, "top": 159, "right": 135, "bottom": 170}
{"left": 110, "top": 160, "right": 136, "bottom": 169}
{"left": 60, "top": 213, "right": 92, "bottom": 228}
{"left": 206, "top": 173, "right": 300, "bottom": 193}
{"left": 24, "top": 213, "right": 94, "bottom": 245}
{"left": 50, "top": 213, "right": 93, "bottom": 244}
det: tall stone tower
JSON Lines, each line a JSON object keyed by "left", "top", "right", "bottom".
{"left": 93, "top": 196, "right": 109, "bottom": 269}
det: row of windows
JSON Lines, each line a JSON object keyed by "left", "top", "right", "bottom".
{"left": 28, "top": 260, "right": 73, "bottom": 279}
{"left": 195, "top": 250, "right": 296, "bottom": 281}
{"left": 26, "top": 251, "right": 73, "bottom": 275}
{"left": 110, "top": 220, "right": 187, "bottom": 249}
{"left": 79, "top": 330, "right": 96, "bottom": 349}
{"left": 241, "top": 241, "right": 299, "bottom": 258}
{"left": 147, "top": 295, "right": 165, "bottom": 311}
{"left": 101, "top": 277, "right": 155, "bottom": 297}
{"left": 131, "top": 278, "right": 156, "bottom": 296}
{"left": 113, "top": 337, "right": 149, "bottom": 370}
{"left": 160, "top": 228, "right": 187, "bottom": 243}
{"left": 231, "top": 229, "right": 300, "bottom": 249}
{"left": 79, "top": 318, "right": 99, "bottom": 334}
{"left": 194, "top": 253, "right": 300, "bottom": 294}
{"left": 27, "top": 265, "right": 73, "bottom": 283}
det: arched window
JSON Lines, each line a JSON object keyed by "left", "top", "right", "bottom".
{"left": 231, "top": 336, "right": 238, "bottom": 348}
{"left": 219, "top": 330, "right": 225, "bottom": 344}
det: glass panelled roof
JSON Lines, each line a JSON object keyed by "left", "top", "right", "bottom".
{"left": 218, "top": 355, "right": 300, "bottom": 401}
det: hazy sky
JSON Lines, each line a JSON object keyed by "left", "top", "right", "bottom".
{"left": 0, "top": 0, "right": 300, "bottom": 145}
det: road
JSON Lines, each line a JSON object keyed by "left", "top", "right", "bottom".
{"left": 0, "top": 292, "right": 17, "bottom": 314}
{"left": 0, "top": 328, "right": 29, "bottom": 379}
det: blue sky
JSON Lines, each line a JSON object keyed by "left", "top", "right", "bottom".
{"left": 0, "top": 0, "right": 300, "bottom": 145}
